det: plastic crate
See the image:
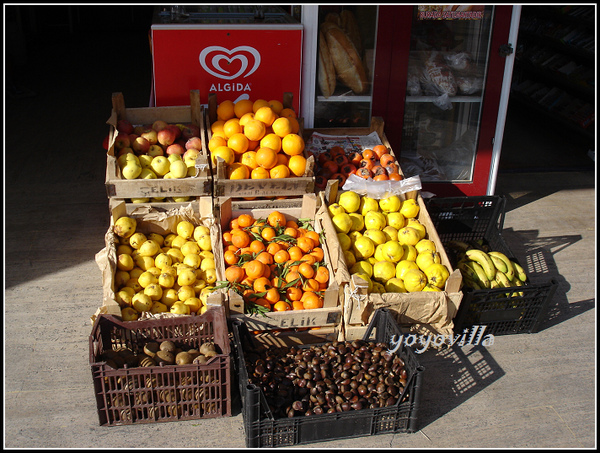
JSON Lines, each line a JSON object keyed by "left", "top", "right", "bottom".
{"left": 231, "top": 308, "right": 424, "bottom": 448}
{"left": 89, "top": 305, "right": 232, "bottom": 426}
{"left": 425, "top": 196, "right": 559, "bottom": 335}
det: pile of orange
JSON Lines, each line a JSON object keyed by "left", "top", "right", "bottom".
{"left": 220, "top": 210, "right": 329, "bottom": 312}
{"left": 208, "top": 98, "right": 308, "bottom": 181}
{"left": 314, "top": 144, "right": 404, "bottom": 190}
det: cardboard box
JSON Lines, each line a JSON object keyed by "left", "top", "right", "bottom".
{"left": 105, "top": 91, "right": 212, "bottom": 200}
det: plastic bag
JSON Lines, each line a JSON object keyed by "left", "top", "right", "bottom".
{"left": 342, "top": 173, "right": 422, "bottom": 199}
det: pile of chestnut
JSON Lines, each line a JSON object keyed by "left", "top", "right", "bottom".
{"left": 244, "top": 339, "right": 410, "bottom": 419}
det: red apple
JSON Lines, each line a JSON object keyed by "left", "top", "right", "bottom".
{"left": 132, "top": 136, "right": 150, "bottom": 154}
{"left": 157, "top": 128, "right": 177, "bottom": 146}
{"left": 117, "top": 147, "right": 135, "bottom": 157}
{"left": 185, "top": 136, "right": 203, "bottom": 150}
{"left": 152, "top": 120, "right": 169, "bottom": 132}
{"left": 133, "top": 125, "right": 146, "bottom": 135}
{"left": 117, "top": 119, "right": 134, "bottom": 134}
{"left": 182, "top": 125, "right": 200, "bottom": 140}
{"left": 147, "top": 144, "right": 164, "bottom": 157}
{"left": 165, "top": 124, "right": 182, "bottom": 140}
{"left": 102, "top": 134, "right": 110, "bottom": 150}
{"left": 114, "top": 132, "right": 131, "bottom": 149}
{"left": 166, "top": 143, "right": 185, "bottom": 156}
{"left": 140, "top": 128, "right": 158, "bottom": 145}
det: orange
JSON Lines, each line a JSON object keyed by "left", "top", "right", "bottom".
{"left": 264, "top": 287, "right": 281, "bottom": 305}
{"left": 254, "top": 106, "right": 278, "bottom": 127}
{"left": 225, "top": 265, "right": 245, "bottom": 283}
{"left": 252, "top": 99, "right": 269, "bottom": 113}
{"left": 268, "top": 100, "right": 284, "bottom": 115}
{"left": 309, "top": 247, "right": 325, "bottom": 262}
{"left": 255, "top": 147, "right": 278, "bottom": 169}
{"left": 301, "top": 292, "right": 323, "bottom": 309}
{"left": 260, "top": 226, "right": 276, "bottom": 242}
{"left": 287, "top": 117, "right": 300, "bottom": 134}
{"left": 297, "top": 236, "right": 315, "bottom": 253}
{"left": 222, "top": 231, "right": 233, "bottom": 246}
{"left": 251, "top": 166, "right": 270, "bottom": 179}
{"left": 253, "top": 276, "right": 272, "bottom": 293}
{"left": 247, "top": 139, "right": 260, "bottom": 151}
{"left": 231, "top": 229, "right": 250, "bottom": 248}
{"left": 217, "top": 100, "right": 235, "bottom": 121}
{"left": 273, "top": 301, "right": 291, "bottom": 312}
{"left": 208, "top": 135, "right": 228, "bottom": 153}
{"left": 253, "top": 298, "right": 271, "bottom": 310}
{"left": 283, "top": 227, "right": 298, "bottom": 238}
{"left": 305, "top": 230, "right": 320, "bottom": 246}
{"left": 276, "top": 153, "right": 289, "bottom": 167}
{"left": 279, "top": 107, "right": 297, "bottom": 119}
{"left": 303, "top": 278, "right": 320, "bottom": 293}
{"left": 299, "top": 254, "right": 317, "bottom": 265}
{"left": 270, "top": 164, "right": 290, "bottom": 179}
{"left": 243, "top": 119, "right": 267, "bottom": 142}
{"left": 292, "top": 301, "right": 305, "bottom": 310}
{"left": 271, "top": 117, "right": 292, "bottom": 138}
{"left": 266, "top": 242, "right": 283, "bottom": 256}
{"left": 237, "top": 213, "right": 255, "bottom": 228}
{"left": 287, "top": 246, "right": 304, "bottom": 262}
{"left": 288, "top": 155, "right": 307, "bottom": 177}
{"left": 268, "top": 211, "right": 287, "bottom": 228}
{"left": 260, "top": 133, "right": 282, "bottom": 153}
{"left": 285, "top": 271, "right": 302, "bottom": 286}
{"left": 298, "top": 262, "right": 315, "bottom": 279}
{"left": 227, "top": 162, "right": 250, "bottom": 180}
{"left": 239, "top": 112, "right": 255, "bottom": 127}
{"left": 234, "top": 99, "right": 254, "bottom": 119}
{"left": 212, "top": 146, "right": 235, "bottom": 166}
{"left": 229, "top": 218, "right": 240, "bottom": 230}
{"left": 286, "top": 220, "right": 299, "bottom": 229}
{"left": 249, "top": 239, "right": 266, "bottom": 254}
{"left": 255, "top": 251, "right": 274, "bottom": 266}
{"left": 274, "top": 249, "right": 290, "bottom": 264}
{"left": 210, "top": 120, "right": 226, "bottom": 134}
{"left": 315, "top": 266, "right": 330, "bottom": 284}
{"left": 227, "top": 133, "right": 250, "bottom": 155}
{"left": 244, "top": 259, "right": 266, "bottom": 280}
{"left": 240, "top": 151, "right": 258, "bottom": 170}
{"left": 281, "top": 134, "right": 305, "bottom": 156}
{"left": 286, "top": 287, "right": 303, "bottom": 302}
{"left": 223, "top": 118, "right": 242, "bottom": 138}
{"left": 224, "top": 250, "right": 239, "bottom": 266}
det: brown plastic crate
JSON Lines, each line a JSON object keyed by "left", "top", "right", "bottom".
{"left": 89, "top": 305, "right": 232, "bottom": 426}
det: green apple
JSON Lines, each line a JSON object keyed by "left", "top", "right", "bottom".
{"left": 364, "top": 211, "right": 387, "bottom": 231}
{"left": 328, "top": 203, "right": 346, "bottom": 218}
{"left": 363, "top": 229, "right": 387, "bottom": 246}
{"left": 168, "top": 153, "right": 183, "bottom": 163}
{"left": 169, "top": 159, "right": 188, "bottom": 179}
{"left": 139, "top": 168, "right": 157, "bottom": 179}
{"left": 360, "top": 196, "right": 380, "bottom": 216}
{"left": 382, "top": 240, "right": 404, "bottom": 263}
{"left": 386, "top": 212, "right": 406, "bottom": 230}
{"left": 352, "top": 236, "right": 375, "bottom": 260}
{"left": 147, "top": 144, "right": 164, "bottom": 157}
{"left": 151, "top": 155, "right": 171, "bottom": 177}
{"left": 338, "top": 191, "right": 361, "bottom": 213}
{"left": 331, "top": 213, "right": 353, "bottom": 234}
{"left": 373, "top": 261, "right": 397, "bottom": 283}
{"left": 379, "top": 195, "right": 402, "bottom": 213}
{"left": 122, "top": 162, "right": 142, "bottom": 180}
{"left": 348, "top": 212, "right": 365, "bottom": 232}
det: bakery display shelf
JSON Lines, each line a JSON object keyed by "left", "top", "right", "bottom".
{"left": 406, "top": 95, "right": 483, "bottom": 103}
{"left": 316, "top": 95, "right": 373, "bottom": 103}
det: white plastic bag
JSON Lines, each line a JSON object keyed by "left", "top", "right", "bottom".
{"left": 342, "top": 173, "right": 422, "bottom": 199}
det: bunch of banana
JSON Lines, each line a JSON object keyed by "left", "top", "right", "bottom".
{"left": 445, "top": 240, "right": 527, "bottom": 295}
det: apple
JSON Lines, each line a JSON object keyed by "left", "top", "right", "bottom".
{"left": 147, "top": 144, "right": 164, "bottom": 157}
{"left": 122, "top": 162, "right": 142, "bottom": 180}
{"left": 151, "top": 155, "right": 171, "bottom": 176}
{"left": 117, "top": 146, "right": 135, "bottom": 157}
{"left": 132, "top": 136, "right": 150, "bottom": 154}
{"left": 138, "top": 154, "right": 154, "bottom": 169}
{"left": 114, "top": 132, "right": 131, "bottom": 149}
{"left": 185, "top": 136, "right": 203, "bottom": 150}
{"left": 102, "top": 134, "right": 110, "bottom": 150}
{"left": 168, "top": 154, "right": 182, "bottom": 164}
{"left": 117, "top": 119, "right": 134, "bottom": 134}
{"left": 152, "top": 119, "right": 169, "bottom": 132}
{"left": 157, "top": 127, "right": 177, "bottom": 146}
{"left": 183, "top": 148, "right": 200, "bottom": 162}
{"left": 165, "top": 124, "right": 181, "bottom": 140}
{"left": 169, "top": 160, "right": 188, "bottom": 178}
{"left": 182, "top": 125, "right": 200, "bottom": 140}
{"left": 133, "top": 125, "right": 146, "bottom": 135}
{"left": 141, "top": 128, "right": 158, "bottom": 145}
{"left": 166, "top": 143, "right": 185, "bottom": 156}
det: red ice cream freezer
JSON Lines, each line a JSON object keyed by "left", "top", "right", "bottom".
{"left": 150, "top": 6, "right": 303, "bottom": 113}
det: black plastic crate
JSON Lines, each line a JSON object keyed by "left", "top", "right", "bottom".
{"left": 231, "top": 308, "right": 424, "bottom": 448}
{"left": 89, "top": 305, "right": 232, "bottom": 426}
{"left": 425, "top": 196, "right": 558, "bottom": 335}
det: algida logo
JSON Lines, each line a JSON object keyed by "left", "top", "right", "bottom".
{"left": 199, "top": 46, "right": 260, "bottom": 93}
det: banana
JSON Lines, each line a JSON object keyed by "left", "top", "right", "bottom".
{"left": 488, "top": 253, "right": 507, "bottom": 274}
{"left": 465, "top": 249, "right": 496, "bottom": 281}
{"left": 494, "top": 269, "right": 512, "bottom": 288}
{"left": 445, "top": 240, "right": 470, "bottom": 252}
{"left": 488, "top": 251, "right": 515, "bottom": 280}
{"left": 489, "top": 280, "right": 500, "bottom": 289}
{"left": 459, "top": 260, "right": 490, "bottom": 288}
{"left": 511, "top": 260, "right": 527, "bottom": 282}
{"left": 511, "top": 278, "right": 524, "bottom": 297}
{"left": 461, "top": 275, "right": 482, "bottom": 290}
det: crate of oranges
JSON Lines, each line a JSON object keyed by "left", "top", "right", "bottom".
{"left": 211, "top": 194, "right": 348, "bottom": 332}
{"left": 205, "top": 93, "right": 315, "bottom": 200}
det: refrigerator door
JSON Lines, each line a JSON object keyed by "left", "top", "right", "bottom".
{"left": 398, "top": 6, "right": 495, "bottom": 187}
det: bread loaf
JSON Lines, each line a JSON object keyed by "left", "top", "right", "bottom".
{"left": 340, "top": 10, "right": 362, "bottom": 56}
{"left": 318, "top": 30, "right": 336, "bottom": 98}
{"left": 320, "top": 21, "right": 368, "bottom": 95}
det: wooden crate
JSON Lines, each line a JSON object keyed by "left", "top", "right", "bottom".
{"left": 105, "top": 90, "right": 212, "bottom": 199}
{"left": 108, "top": 197, "right": 204, "bottom": 216}
{"left": 206, "top": 93, "right": 315, "bottom": 200}
{"left": 320, "top": 189, "right": 463, "bottom": 338}
{"left": 211, "top": 194, "right": 347, "bottom": 332}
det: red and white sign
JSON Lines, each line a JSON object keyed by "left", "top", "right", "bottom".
{"left": 151, "top": 26, "right": 303, "bottom": 113}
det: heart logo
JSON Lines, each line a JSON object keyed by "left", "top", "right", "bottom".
{"left": 199, "top": 46, "right": 261, "bottom": 80}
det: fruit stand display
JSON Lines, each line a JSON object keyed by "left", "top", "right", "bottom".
{"left": 425, "top": 196, "right": 559, "bottom": 335}
{"left": 94, "top": 197, "right": 222, "bottom": 321}
{"left": 104, "top": 90, "right": 212, "bottom": 208}
{"left": 205, "top": 93, "right": 316, "bottom": 201}
{"left": 320, "top": 183, "right": 463, "bottom": 339}
{"left": 211, "top": 194, "right": 349, "bottom": 337}
{"left": 231, "top": 308, "right": 424, "bottom": 448}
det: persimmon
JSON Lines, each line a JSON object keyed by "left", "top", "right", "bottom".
{"left": 380, "top": 153, "right": 396, "bottom": 167}
{"left": 329, "top": 146, "right": 345, "bottom": 159}
{"left": 334, "top": 153, "right": 348, "bottom": 166}
{"left": 372, "top": 144, "right": 389, "bottom": 159}
{"left": 385, "top": 162, "right": 400, "bottom": 175}
{"left": 389, "top": 172, "right": 404, "bottom": 181}
{"left": 317, "top": 151, "right": 332, "bottom": 166}
{"left": 356, "top": 167, "right": 372, "bottom": 179}
{"left": 322, "top": 160, "right": 339, "bottom": 176}
{"left": 359, "top": 158, "right": 375, "bottom": 171}
{"left": 330, "top": 173, "right": 346, "bottom": 186}
{"left": 362, "top": 148, "right": 376, "bottom": 162}
{"left": 341, "top": 163, "right": 357, "bottom": 177}
{"left": 374, "top": 174, "right": 389, "bottom": 181}
{"left": 372, "top": 165, "right": 387, "bottom": 176}
{"left": 349, "top": 152, "right": 363, "bottom": 166}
